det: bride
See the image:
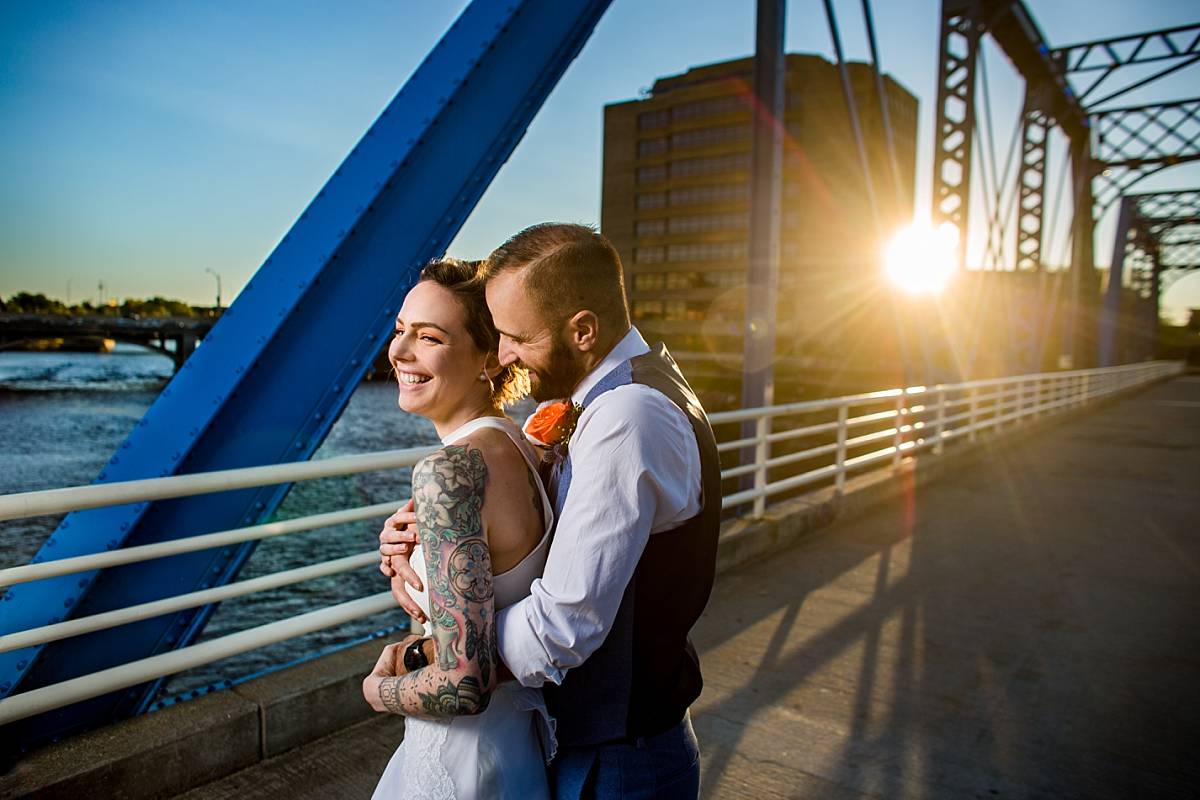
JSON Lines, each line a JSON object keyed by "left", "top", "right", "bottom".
{"left": 361, "top": 259, "right": 554, "bottom": 799}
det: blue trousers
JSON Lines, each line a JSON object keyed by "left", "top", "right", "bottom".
{"left": 550, "top": 712, "right": 700, "bottom": 800}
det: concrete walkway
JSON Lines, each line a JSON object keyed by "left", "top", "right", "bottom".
{"left": 179, "top": 375, "right": 1200, "bottom": 799}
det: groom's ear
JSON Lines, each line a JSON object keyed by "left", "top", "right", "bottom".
{"left": 566, "top": 309, "right": 600, "bottom": 353}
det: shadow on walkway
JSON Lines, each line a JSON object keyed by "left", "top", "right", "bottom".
{"left": 692, "top": 376, "right": 1200, "bottom": 799}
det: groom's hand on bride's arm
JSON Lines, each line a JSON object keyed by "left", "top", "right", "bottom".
{"left": 378, "top": 500, "right": 426, "bottom": 622}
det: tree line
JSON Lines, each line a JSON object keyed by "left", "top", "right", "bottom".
{"left": 0, "top": 292, "right": 213, "bottom": 318}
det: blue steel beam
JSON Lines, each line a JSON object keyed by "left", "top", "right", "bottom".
{"left": 0, "top": 0, "right": 613, "bottom": 746}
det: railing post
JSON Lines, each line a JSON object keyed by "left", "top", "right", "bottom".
{"left": 1015, "top": 380, "right": 1024, "bottom": 425}
{"left": 835, "top": 403, "right": 848, "bottom": 495}
{"left": 996, "top": 384, "right": 1005, "bottom": 432}
{"left": 753, "top": 412, "right": 768, "bottom": 518}
{"left": 1033, "top": 377, "right": 1042, "bottom": 419}
{"left": 934, "top": 388, "right": 946, "bottom": 455}
{"left": 1082, "top": 373, "right": 1090, "bottom": 404}
{"left": 892, "top": 393, "right": 904, "bottom": 471}
{"left": 968, "top": 388, "right": 978, "bottom": 443}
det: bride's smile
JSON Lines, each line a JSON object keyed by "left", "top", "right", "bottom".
{"left": 388, "top": 280, "right": 497, "bottom": 438}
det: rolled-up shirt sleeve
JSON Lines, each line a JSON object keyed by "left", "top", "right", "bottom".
{"left": 496, "top": 384, "right": 701, "bottom": 687}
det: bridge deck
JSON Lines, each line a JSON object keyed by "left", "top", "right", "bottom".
{"left": 176, "top": 374, "right": 1200, "bottom": 799}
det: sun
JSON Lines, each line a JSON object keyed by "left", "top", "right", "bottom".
{"left": 883, "top": 221, "right": 960, "bottom": 295}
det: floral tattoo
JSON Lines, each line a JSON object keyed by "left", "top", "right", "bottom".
{"left": 373, "top": 444, "right": 497, "bottom": 717}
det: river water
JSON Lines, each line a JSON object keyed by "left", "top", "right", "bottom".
{"left": 0, "top": 346, "right": 494, "bottom": 699}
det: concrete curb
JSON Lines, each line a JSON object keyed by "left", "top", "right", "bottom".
{"left": 0, "top": 377, "right": 1167, "bottom": 799}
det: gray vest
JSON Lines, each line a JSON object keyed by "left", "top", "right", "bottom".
{"left": 544, "top": 342, "right": 722, "bottom": 747}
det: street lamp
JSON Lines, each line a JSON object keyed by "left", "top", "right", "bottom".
{"left": 205, "top": 268, "right": 223, "bottom": 310}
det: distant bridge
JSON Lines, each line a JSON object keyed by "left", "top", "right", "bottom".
{"left": 0, "top": 313, "right": 215, "bottom": 372}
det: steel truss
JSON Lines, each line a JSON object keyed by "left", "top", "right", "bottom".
{"left": 1091, "top": 98, "right": 1200, "bottom": 212}
{"left": 1099, "top": 190, "right": 1200, "bottom": 365}
{"left": 932, "top": 1, "right": 1198, "bottom": 370}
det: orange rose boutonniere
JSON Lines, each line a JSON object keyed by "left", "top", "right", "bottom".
{"left": 524, "top": 400, "right": 583, "bottom": 449}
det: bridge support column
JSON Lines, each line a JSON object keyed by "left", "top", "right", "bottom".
{"left": 1098, "top": 195, "right": 1134, "bottom": 367}
{"left": 172, "top": 333, "right": 198, "bottom": 373}
{"left": 739, "top": 0, "right": 784, "bottom": 510}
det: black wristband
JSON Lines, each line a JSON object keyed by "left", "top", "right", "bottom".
{"left": 403, "top": 637, "right": 430, "bottom": 672}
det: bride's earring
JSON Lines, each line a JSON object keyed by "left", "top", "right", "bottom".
{"left": 479, "top": 370, "right": 489, "bottom": 383}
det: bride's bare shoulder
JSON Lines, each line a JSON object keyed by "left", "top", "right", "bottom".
{"left": 452, "top": 425, "right": 529, "bottom": 486}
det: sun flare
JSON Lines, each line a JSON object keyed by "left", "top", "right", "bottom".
{"left": 883, "top": 221, "right": 960, "bottom": 295}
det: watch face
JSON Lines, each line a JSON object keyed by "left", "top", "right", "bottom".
{"left": 404, "top": 640, "right": 428, "bottom": 672}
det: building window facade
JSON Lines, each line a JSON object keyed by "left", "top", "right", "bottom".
{"left": 667, "top": 242, "right": 747, "bottom": 262}
{"left": 636, "top": 164, "right": 668, "bottom": 184}
{"left": 672, "top": 94, "right": 748, "bottom": 123}
{"left": 669, "top": 123, "right": 749, "bottom": 151}
{"left": 637, "top": 192, "right": 668, "bottom": 210}
{"left": 638, "top": 109, "right": 670, "bottom": 130}
{"left": 668, "top": 212, "right": 748, "bottom": 234}
{"left": 635, "top": 246, "right": 666, "bottom": 264}
{"left": 670, "top": 153, "right": 751, "bottom": 179}
{"left": 637, "top": 138, "right": 668, "bottom": 157}
{"left": 670, "top": 183, "right": 749, "bottom": 206}
{"left": 635, "top": 219, "right": 667, "bottom": 237}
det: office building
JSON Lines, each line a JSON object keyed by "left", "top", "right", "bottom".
{"left": 602, "top": 55, "right": 919, "bottom": 393}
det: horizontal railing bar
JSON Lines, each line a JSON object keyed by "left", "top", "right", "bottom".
{"left": 716, "top": 435, "right": 762, "bottom": 453}
{"left": 722, "top": 439, "right": 843, "bottom": 480}
{"left": 844, "top": 425, "right": 911, "bottom": 450}
{"left": 760, "top": 462, "right": 841, "bottom": 496}
{"left": 0, "top": 446, "right": 433, "bottom": 523}
{"left": 846, "top": 408, "right": 903, "bottom": 428}
{"left": 721, "top": 463, "right": 757, "bottom": 480}
{"left": 765, "top": 420, "right": 840, "bottom": 443}
{"left": 0, "top": 592, "right": 398, "bottom": 725}
{"left": 710, "top": 362, "right": 1164, "bottom": 428}
{"left": 0, "top": 552, "right": 381, "bottom": 653}
{"left": 0, "top": 500, "right": 405, "bottom": 588}
{"left": 762, "top": 441, "right": 840, "bottom": 470}
{"left": 844, "top": 441, "right": 912, "bottom": 471}
{"left": 710, "top": 388, "right": 902, "bottom": 424}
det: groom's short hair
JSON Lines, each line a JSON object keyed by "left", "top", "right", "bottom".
{"left": 482, "top": 223, "right": 631, "bottom": 331}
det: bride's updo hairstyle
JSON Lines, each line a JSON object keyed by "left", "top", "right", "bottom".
{"left": 418, "top": 258, "right": 529, "bottom": 410}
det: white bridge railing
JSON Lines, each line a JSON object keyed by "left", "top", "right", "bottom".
{"left": 0, "top": 360, "right": 1182, "bottom": 724}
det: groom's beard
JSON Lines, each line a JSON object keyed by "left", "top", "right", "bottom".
{"left": 528, "top": 336, "right": 587, "bottom": 402}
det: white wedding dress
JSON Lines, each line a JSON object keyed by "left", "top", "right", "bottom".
{"left": 372, "top": 415, "right": 555, "bottom": 800}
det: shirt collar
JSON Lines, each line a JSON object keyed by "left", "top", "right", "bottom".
{"left": 570, "top": 326, "right": 649, "bottom": 406}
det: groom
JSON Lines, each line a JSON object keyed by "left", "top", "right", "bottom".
{"left": 392, "top": 223, "right": 721, "bottom": 798}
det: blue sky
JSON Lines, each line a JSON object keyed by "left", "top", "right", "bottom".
{"left": 1, "top": 0, "right": 1197, "bottom": 320}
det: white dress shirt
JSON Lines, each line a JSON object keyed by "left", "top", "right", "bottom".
{"left": 496, "top": 327, "right": 703, "bottom": 688}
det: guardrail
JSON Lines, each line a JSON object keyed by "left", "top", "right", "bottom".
{"left": 0, "top": 360, "right": 1182, "bottom": 725}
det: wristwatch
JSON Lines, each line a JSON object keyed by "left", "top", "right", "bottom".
{"left": 403, "top": 637, "right": 430, "bottom": 672}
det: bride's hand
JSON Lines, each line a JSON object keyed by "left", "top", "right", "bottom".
{"left": 363, "top": 636, "right": 418, "bottom": 713}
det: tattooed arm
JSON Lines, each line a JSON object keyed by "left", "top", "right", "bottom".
{"left": 363, "top": 444, "right": 498, "bottom": 717}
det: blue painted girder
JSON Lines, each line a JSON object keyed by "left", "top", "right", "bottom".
{"left": 0, "top": 0, "right": 614, "bottom": 746}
